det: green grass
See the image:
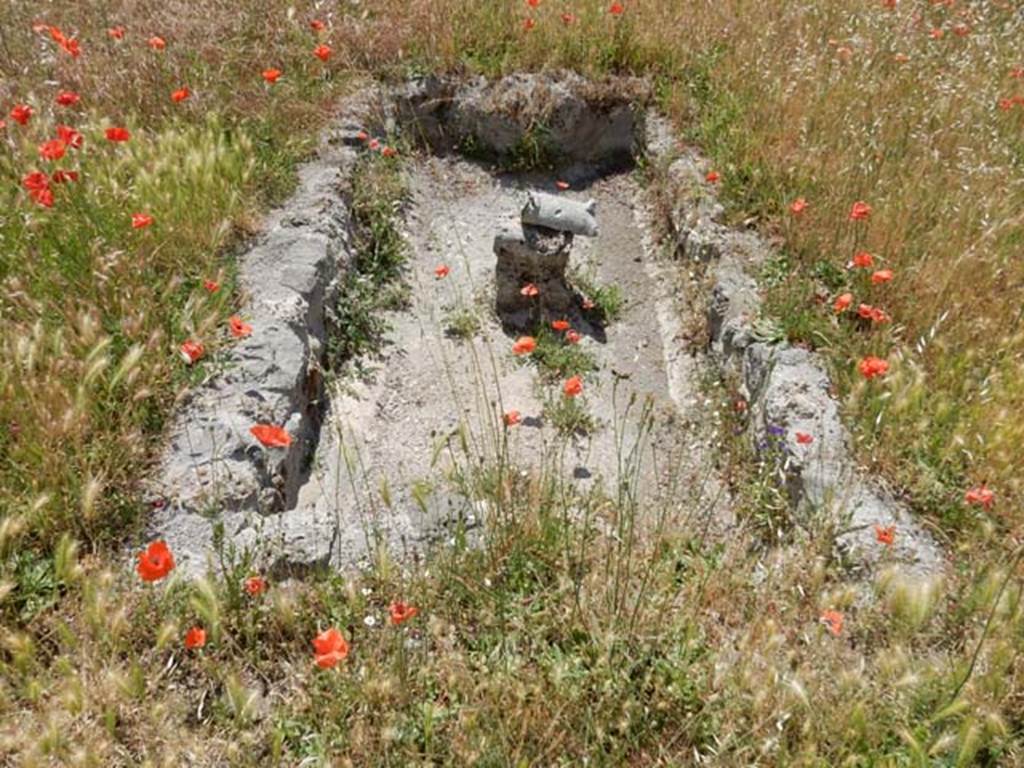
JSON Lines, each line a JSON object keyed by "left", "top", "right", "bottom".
{"left": 443, "top": 305, "right": 482, "bottom": 340}
{"left": 5, "top": 0, "right": 1024, "bottom": 763}
{"left": 570, "top": 268, "right": 626, "bottom": 325}
{"left": 328, "top": 152, "right": 409, "bottom": 367}
{"left": 529, "top": 326, "right": 597, "bottom": 380}
{"left": 542, "top": 392, "right": 598, "bottom": 436}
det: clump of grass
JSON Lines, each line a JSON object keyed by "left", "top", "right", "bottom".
{"left": 329, "top": 152, "right": 409, "bottom": 365}
{"left": 543, "top": 391, "right": 598, "bottom": 436}
{"left": 458, "top": 122, "right": 560, "bottom": 171}
{"left": 442, "top": 305, "right": 481, "bottom": 340}
{"left": 529, "top": 326, "right": 597, "bottom": 379}
{"left": 570, "top": 269, "right": 625, "bottom": 324}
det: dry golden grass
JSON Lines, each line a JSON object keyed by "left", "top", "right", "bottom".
{"left": 3, "top": 0, "right": 1024, "bottom": 764}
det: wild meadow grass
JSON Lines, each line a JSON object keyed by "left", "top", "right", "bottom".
{"left": 2, "top": 0, "right": 1024, "bottom": 764}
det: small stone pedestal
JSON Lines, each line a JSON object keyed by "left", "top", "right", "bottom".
{"left": 493, "top": 192, "right": 598, "bottom": 326}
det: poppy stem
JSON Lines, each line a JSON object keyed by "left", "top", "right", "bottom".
{"left": 0, "top": 25, "right": 14, "bottom": 75}
{"left": 946, "top": 540, "right": 1024, "bottom": 704}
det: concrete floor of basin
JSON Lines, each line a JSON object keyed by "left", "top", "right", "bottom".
{"left": 294, "top": 155, "right": 726, "bottom": 566}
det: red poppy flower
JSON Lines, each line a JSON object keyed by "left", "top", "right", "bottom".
{"left": 389, "top": 601, "right": 419, "bottom": 625}
{"left": 23, "top": 171, "right": 51, "bottom": 193}
{"left": 852, "top": 251, "right": 874, "bottom": 268}
{"left": 51, "top": 170, "right": 78, "bottom": 184}
{"left": 512, "top": 336, "right": 536, "bottom": 355}
{"left": 56, "top": 91, "right": 80, "bottom": 107}
{"left": 789, "top": 197, "right": 808, "bottom": 215}
{"left": 521, "top": 283, "right": 539, "bottom": 297}
{"left": 148, "top": 35, "right": 166, "bottom": 50}
{"left": 527, "top": 0, "right": 540, "bottom": 6}
{"left": 555, "top": 180, "right": 570, "bottom": 190}
{"left": 203, "top": 279, "right": 220, "bottom": 293}
{"left": 56, "top": 125, "right": 83, "bottom": 149}
{"left": 106, "top": 126, "right": 130, "bottom": 142}
{"left": 60, "top": 38, "right": 80, "bottom": 57}
{"left": 179, "top": 340, "right": 205, "bottom": 365}
{"left": 833, "top": 293, "right": 853, "bottom": 313}
{"left": 503, "top": 410, "right": 522, "bottom": 426}
{"left": 820, "top": 610, "right": 843, "bottom": 636}
{"left": 434, "top": 264, "right": 450, "bottom": 279}
{"left": 795, "top": 432, "right": 814, "bottom": 444}
{"left": 368, "top": 138, "right": 381, "bottom": 151}
{"left": 523, "top": 18, "right": 536, "bottom": 31}
{"left": 313, "top": 44, "right": 331, "bottom": 61}
{"left": 250, "top": 424, "right": 292, "bottom": 448}
{"left": 381, "top": 146, "right": 398, "bottom": 158}
{"left": 964, "top": 484, "right": 995, "bottom": 510}
{"left": 563, "top": 375, "right": 583, "bottom": 397}
{"left": 310, "top": 19, "right": 326, "bottom": 31}
{"left": 858, "top": 356, "right": 889, "bottom": 380}
{"left": 849, "top": 201, "right": 872, "bottom": 221}
{"left": 551, "top": 319, "right": 570, "bottom": 332}
{"left": 171, "top": 87, "right": 190, "bottom": 103}
{"left": 185, "top": 626, "right": 207, "bottom": 649}
{"left": 871, "top": 269, "right": 893, "bottom": 285}
{"left": 610, "top": 2, "right": 625, "bottom": 14}
{"left": 953, "top": 24, "right": 969, "bottom": 37}
{"left": 10, "top": 104, "right": 33, "bottom": 126}
{"left": 313, "top": 627, "right": 349, "bottom": 668}
{"left": 998, "top": 98, "right": 1015, "bottom": 112}
{"left": 929, "top": 28, "right": 944, "bottom": 39}
{"left": 132, "top": 213, "right": 154, "bottom": 229}
{"left": 136, "top": 540, "right": 175, "bottom": 582}
{"left": 108, "top": 26, "right": 125, "bottom": 40}
{"left": 869, "top": 307, "right": 890, "bottom": 324}
{"left": 857, "top": 303, "right": 874, "bottom": 320}
{"left": 705, "top": 170, "right": 720, "bottom": 183}
{"left": 47, "top": 27, "right": 79, "bottom": 57}
{"left": 561, "top": 12, "right": 576, "bottom": 24}
{"left": 39, "top": 140, "right": 66, "bottom": 162}
{"left": 875, "top": 524, "right": 896, "bottom": 546}
{"left": 31, "top": 187, "right": 54, "bottom": 208}
{"left": 262, "top": 68, "right": 282, "bottom": 84}
{"left": 356, "top": 130, "right": 369, "bottom": 142}
{"left": 244, "top": 575, "right": 268, "bottom": 596}
{"left": 229, "top": 315, "right": 253, "bottom": 338}
{"left": 1012, "top": 68, "right": 1024, "bottom": 79}
{"left": 23, "top": 173, "right": 54, "bottom": 207}
{"left": 565, "top": 330, "right": 581, "bottom": 345}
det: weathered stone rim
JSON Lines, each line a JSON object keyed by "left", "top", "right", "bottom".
{"left": 145, "top": 72, "right": 655, "bottom": 577}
